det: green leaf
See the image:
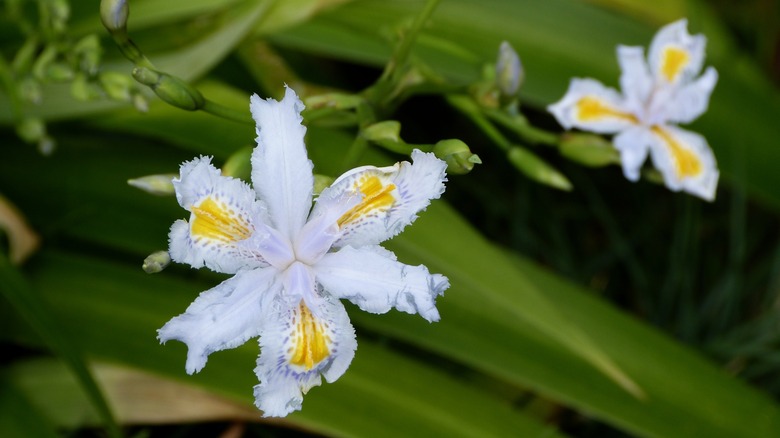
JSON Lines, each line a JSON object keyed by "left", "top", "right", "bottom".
{"left": 9, "top": 251, "right": 562, "bottom": 438}
{"left": 0, "top": 372, "right": 60, "bottom": 438}
{"left": 0, "top": 255, "right": 122, "bottom": 438}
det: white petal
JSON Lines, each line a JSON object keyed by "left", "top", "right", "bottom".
{"left": 662, "top": 67, "right": 718, "bottom": 124}
{"left": 314, "top": 245, "right": 448, "bottom": 322}
{"left": 313, "top": 150, "right": 446, "bottom": 248}
{"left": 613, "top": 126, "right": 654, "bottom": 182}
{"left": 254, "top": 296, "right": 356, "bottom": 417}
{"left": 617, "top": 45, "right": 653, "bottom": 116}
{"left": 647, "top": 125, "right": 719, "bottom": 201}
{"left": 547, "top": 78, "right": 638, "bottom": 134}
{"left": 158, "top": 267, "right": 278, "bottom": 374}
{"left": 169, "top": 157, "right": 268, "bottom": 273}
{"left": 250, "top": 86, "right": 314, "bottom": 241}
{"left": 648, "top": 19, "right": 707, "bottom": 86}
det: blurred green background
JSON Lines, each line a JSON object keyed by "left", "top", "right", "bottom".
{"left": 1, "top": 0, "right": 780, "bottom": 437}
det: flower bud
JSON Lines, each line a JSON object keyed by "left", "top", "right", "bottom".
{"left": 127, "top": 174, "right": 177, "bottom": 196}
{"left": 100, "top": 0, "right": 128, "bottom": 33}
{"left": 133, "top": 67, "right": 205, "bottom": 111}
{"left": 71, "top": 73, "right": 103, "bottom": 101}
{"left": 45, "top": 62, "right": 74, "bottom": 82}
{"left": 433, "top": 139, "right": 481, "bottom": 175}
{"left": 16, "top": 118, "right": 45, "bottom": 143}
{"left": 38, "top": 136, "right": 56, "bottom": 156}
{"left": 132, "top": 93, "right": 149, "bottom": 112}
{"left": 507, "top": 146, "right": 572, "bottom": 191}
{"left": 142, "top": 250, "right": 171, "bottom": 274}
{"left": 558, "top": 133, "right": 619, "bottom": 167}
{"left": 99, "top": 71, "right": 132, "bottom": 101}
{"left": 74, "top": 35, "right": 102, "bottom": 76}
{"left": 19, "top": 77, "right": 42, "bottom": 104}
{"left": 362, "top": 121, "right": 402, "bottom": 144}
{"left": 496, "top": 41, "right": 524, "bottom": 98}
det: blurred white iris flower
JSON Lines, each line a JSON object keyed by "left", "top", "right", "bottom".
{"left": 548, "top": 19, "right": 719, "bottom": 200}
{"left": 158, "top": 86, "right": 449, "bottom": 417}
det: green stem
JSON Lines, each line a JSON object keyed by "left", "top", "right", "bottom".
{"left": 202, "top": 99, "right": 253, "bottom": 125}
{"left": 447, "top": 95, "right": 511, "bottom": 150}
{"left": 484, "top": 108, "right": 559, "bottom": 146}
{"left": 379, "top": 0, "right": 441, "bottom": 84}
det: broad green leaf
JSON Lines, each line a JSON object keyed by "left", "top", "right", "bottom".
{"left": 0, "top": 373, "right": 59, "bottom": 438}
{"left": 6, "top": 251, "right": 562, "bottom": 438}
{"left": 371, "top": 201, "right": 780, "bottom": 438}
{"left": 0, "top": 254, "right": 122, "bottom": 438}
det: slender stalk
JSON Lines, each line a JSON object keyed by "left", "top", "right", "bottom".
{"left": 447, "top": 95, "right": 511, "bottom": 150}
{"left": 202, "top": 100, "right": 253, "bottom": 125}
{"left": 378, "top": 0, "right": 441, "bottom": 84}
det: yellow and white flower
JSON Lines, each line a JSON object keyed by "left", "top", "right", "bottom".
{"left": 548, "top": 19, "right": 719, "bottom": 200}
{"left": 158, "top": 86, "right": 449, "bottom": 417}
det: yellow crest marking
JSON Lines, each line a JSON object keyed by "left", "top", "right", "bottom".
{"left": 190, "top": 197, "right": 251, "bottom": 243}
{"left": 576, "top": 96, "right": 638, "bottom": 123}
{"left": 652, "top": 127, "right": 702, "bottom": 179}
{"left": 289, "top": 301, "right": 331, "bottom": 370}
{"left": 660, "top": 46, "right": 689, "bottom": 83}
{"left": 337, "top": 175, "right": 397, "bottom": 227}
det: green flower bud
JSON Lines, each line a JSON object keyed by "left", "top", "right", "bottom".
{"left": 507, "top": 146, "right": 572, "bottom": 191}
{"left": 99, "top": 71, "right": 132, "bottom": 101}
{"left": 19, "top": 77, "right": 42, "bottom": 104}
{"left": 362, "top": 120, "right": 402, "bottom": 144}
{"left": 32, "top": 45, "right": 58, "bottom": 80}
{"left": 71, "top": 73, "right": 103, "bottom": 101}
{"left": 133, "top": 67, "right": 204, "bottom": 111}
{"left": 559, "top": 133, "right": 620, "bottom": 167}
{"left": 100, "top": 0, "right": 128, "bottom": 33}
{"left": 313, "top": 174, "right": 335, "bottom": 195}
{"left": 127, "top": 174, "right": 177, "bottom": 196}
{"left": 48, "top": 0, "right": 70, "bottom": 33}
{"left": 16, "top": 118, "right": 45, "bottom": 143}
{"left": 45, "top": 62, "right": 74, "bottom": 82}
{"left": 74, "top": 35, "right": 102, "bottom": 76}
{"left": 132, "top": 92, "right": 149, "bottom": 113}
{"left": 433, "top": 139, "right": 481, "bottom": 175}
{"left": 496, "top": 41, "right": 524, "bottom": 98}
{"left": 142, "top": 250, "right": 171, "bottom": 273}
{"left": 222, "top": 147, "right": 252, "bottom": 180}
{"left": 38, "top": 136, "right": 56, "bottom": 156}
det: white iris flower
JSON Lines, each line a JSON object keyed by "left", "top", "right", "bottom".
{"left": 158, "top": 86, "right": 449, "bottom": 417}
{"left": 548, "top": 19, "right": 719, "bottom": 200}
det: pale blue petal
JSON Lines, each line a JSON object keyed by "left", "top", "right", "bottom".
{"left": 313, "top": 150, "right": 447, "bottom": 249}
{"left": 169, "top": 156, "right": 269, "bottom": 273}
{"left": 250, "top": 86, "right": 314, "bottom": 241}
{"left": 158, "top": 267, "right": 278, "bottom": 374}
{"left": 254, "top": 295, "right": 356, "bottom": 417}
{"left": 613, "top": 126, "right": 654, "bottom": 182}
{"left": 314, "top": 245, "right": 448, "bottom": 322}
